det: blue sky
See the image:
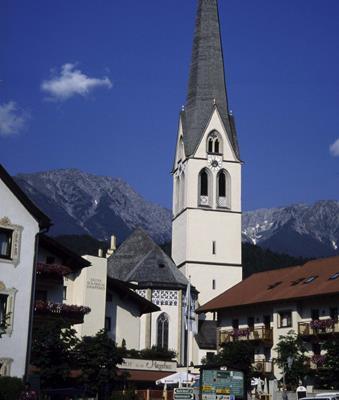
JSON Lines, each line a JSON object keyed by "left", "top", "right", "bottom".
{"left": 1, "top": 0, "right": 338, "bottom": 211}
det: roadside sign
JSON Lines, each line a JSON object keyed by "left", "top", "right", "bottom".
{"left": 174, "top": 388, "right": 194, "bottom": 400}
{"left": 200, "top": 368, "right": 245, "bottom": 400}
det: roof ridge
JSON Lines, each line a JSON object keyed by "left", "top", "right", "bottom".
{"left": 124, "top": 248, "right": 155, "bottom": 281}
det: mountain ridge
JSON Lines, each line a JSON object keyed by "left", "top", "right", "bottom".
{"left": 14, "top": 168, "right": 339, "bottom": 258}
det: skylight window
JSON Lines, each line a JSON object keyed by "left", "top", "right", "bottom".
{"left": 268, "top": 281, "right": 282, "bottom": 290}
{"left": 291, "top": 278, "right": 305, "bottom": 286}
{"left": 329, "top": 272, "right": 339, "bottom": 281}
{"left": 303, "top": 276, "right": 318, "bottom": 284}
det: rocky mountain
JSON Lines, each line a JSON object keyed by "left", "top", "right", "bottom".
{"left": 15, "top": 169, "right": 338, "bottom": 258}
{"left": 15, "top": 169, "right": 171, "bottom": 244}
{"left": 242, "top": 201, "right": 339, "bottom": 258}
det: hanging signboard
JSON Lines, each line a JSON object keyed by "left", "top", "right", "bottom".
{"left": 200, "top": 368, "right": 245, "bottom": 400}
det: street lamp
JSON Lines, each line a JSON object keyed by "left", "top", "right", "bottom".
{"left": 283, "top": 356, "right": 294, "bottom": 387}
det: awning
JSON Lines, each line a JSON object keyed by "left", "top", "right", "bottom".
{"left": 119, "top": 370, "right": 171, "bottom": 382}
{"left": 156, "top": 372, "right": 199, "bottom": 385}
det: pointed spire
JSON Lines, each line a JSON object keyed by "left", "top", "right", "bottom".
{"left": 183, "top": 0, "right": 240, "bottom": 158}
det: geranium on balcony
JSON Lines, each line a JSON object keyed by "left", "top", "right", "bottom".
{"left": 230, "top": 328, "right": 250, "bottom": 338}
{"left": 36, "top": 262, "right": 72, "bottom": 278}
{"left": 310, "top": 318, "right": 334, "bottom": 330}
{"left": 34, "top": 300, "right": 91, "bottom": 319}
{"left": 311, "top": 354, "right": 326, "bottom": 366}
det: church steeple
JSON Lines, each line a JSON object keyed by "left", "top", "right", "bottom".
{"left": 183, "top": 0, "right": 240, "bottom": 159}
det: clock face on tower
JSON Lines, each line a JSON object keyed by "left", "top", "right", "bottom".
{"left": 208, "top": 155, "right": 222, "bottom": 172}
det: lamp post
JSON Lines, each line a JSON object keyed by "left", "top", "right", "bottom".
{"left": 283, "top": 356, "right": 294, "bottom": 387}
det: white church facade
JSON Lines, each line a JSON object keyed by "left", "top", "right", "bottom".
{"left": 172, "top": 0, "right": 243, "bottom": 317}
{"left": 107, "top": 0, "right": 243, "bottom": 367}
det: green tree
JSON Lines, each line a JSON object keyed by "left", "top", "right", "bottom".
{"left": 274, "top": 330, "right": 309, "bottom": 388}
{"left": 0, "top": 377, "right": 24, "bottom": 400}
{"left": 202, "top": 341, "right": 255, "bottom": 383}
{"left": 30, "top": 319, "right": 79, "bottom": 388}
{"left": 319, "top": 339, "right": 339, "bottom": 389}
{"left": 75, "top": 329, "right": 123, "bottom": 398}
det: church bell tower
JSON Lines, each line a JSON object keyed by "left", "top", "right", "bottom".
{"left": 172, "top": 0, "right": 242, "bottom": 308}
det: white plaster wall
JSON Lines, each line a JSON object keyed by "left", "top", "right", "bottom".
{"left": 114, "top": 296, "right": 141, "bottom": 349}
{"left": 171, "top": 212, "right": 188, "bottom": 266}
{"left": 186, "top": 263, "right": 242, "bottom": 307}
{"left": 0, "top": 179, "right": 40, "bottom": 378}
{"left": 65, "top": 255, "right": 107, "bottom": 337}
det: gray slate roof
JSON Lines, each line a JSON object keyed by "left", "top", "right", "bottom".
{"left": 183, "top": 0, "right": 240, "bottom": 159}
{"left": 107, "top": 228, "right": 189, "bottom": 289}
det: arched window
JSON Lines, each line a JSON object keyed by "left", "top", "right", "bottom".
{"left": 206, "top": 131, "right": 222, "bottom": 154}
{"left": 208, "top": 138, "right": 214, "bottom": 153}
{"left": 214, "top": 139, "right": 220, "bottom": 154}
{"left": 174, "top": 176, "right": 180, "bottom": 214}
{"left": 217, "top": 170, "right": 231, "bottom": 208}
{"left": 157, "top": 313, "right": 169, "bottom": 350}
{"left": 218, "top": 171, "right": 226, "bottom": 197}
{"left": 180, "top": 173, "right": 185, "bottom": 210}
{"left": 200, "top": 171, "right": 208, "bottom": 196}
{"left": 199, "top": 169, "right": 211, "bottom": 206}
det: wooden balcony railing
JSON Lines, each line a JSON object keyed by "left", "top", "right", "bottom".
{"left": 219, "top": 326, "right": 273, "bottom": 344}
{"left": 252, "top": 361, "right": 273, "bottom": 374}
{"left": 298, "top": 320, "right": 339, "bottom": 337}
{"left": 34, "top": 300, "right": 91, "bottom": 325}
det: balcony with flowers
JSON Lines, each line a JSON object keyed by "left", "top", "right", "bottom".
{"left": 219, "top": 326, "right": 273, "bottom": 345}
{"left": 34, "top": 300, "right": 91, "bottom": 325}
{"left": 303, "top": 354, "right": 327, "bottom": 370}
{"left": 298, "top": 318, "right": 339, "bottom": 337}
{"left": 36, "top": 262, "right": 72, "bottom": 282}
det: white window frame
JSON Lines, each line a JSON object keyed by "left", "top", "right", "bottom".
{"left": 217, "top": 169, "right": 231, "bottom": 209}
{"left": 0, "top": 281, "right": 17, "bottom": 337}
{"left": 0, "top": 358, "right": 13, "bottom": 376}
{"left": 0, "top": 217, "right": 23, "bottom": 267}
{"left": 206, "top": 131, "right": 223, "bottom": 155}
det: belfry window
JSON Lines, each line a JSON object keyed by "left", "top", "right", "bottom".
{"left": 200, "top": 171, "right": 208, "bottom": 196}
{"left": 199, "top": 169, "right": 211, "bottom": 207}
{"left": 217, "top": 170, "right": 230, "bottom": 208}
{"left": 157, "top": 313, "right": 169, "bottom": 350}
{"left": 207, "top": 131, "right": 222, "bottom": 154}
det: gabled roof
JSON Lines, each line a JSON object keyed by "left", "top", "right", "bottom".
{"left": 198, "top": 256, "right": 339, "bottom": 313}
{"left": 183, "top": 0, "right": 240, "bottom": 159}
{"left": 0, "top": 164, "right": 51, "bottom": 229}
{"left": 107, "top": 277, "right": 160, "bottom": 315}
{"left": 39, "top": 234, "right": 90, "bottom": 271}
{"left": 107, "top": 228, "right": 189, "bottom": 289}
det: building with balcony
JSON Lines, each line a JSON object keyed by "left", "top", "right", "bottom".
{"left": 0, "top": 164, "right": 51, "bottom": 378}
{"left": 64, "top": 249, "right": 160, "bottom": 349}
{"left": 198, "top": 256, "right": 339, "bottom": 380}
{"left": 35, "top": 234, "right": 91, "bottom": 327}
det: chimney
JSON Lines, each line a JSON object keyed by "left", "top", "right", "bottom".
{"left": 106, "top": 235, "right": 117, "bottom": 258}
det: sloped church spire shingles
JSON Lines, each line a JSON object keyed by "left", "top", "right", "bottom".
{"left": 183, "top": 0, "right": 240, "bottom": 159}
{"left": 107, "top": 228, "right": 188, "bottom": 289}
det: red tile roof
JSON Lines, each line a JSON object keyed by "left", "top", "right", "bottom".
{"left": 197, "top": 256, "right": 339, "bottom": 313}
